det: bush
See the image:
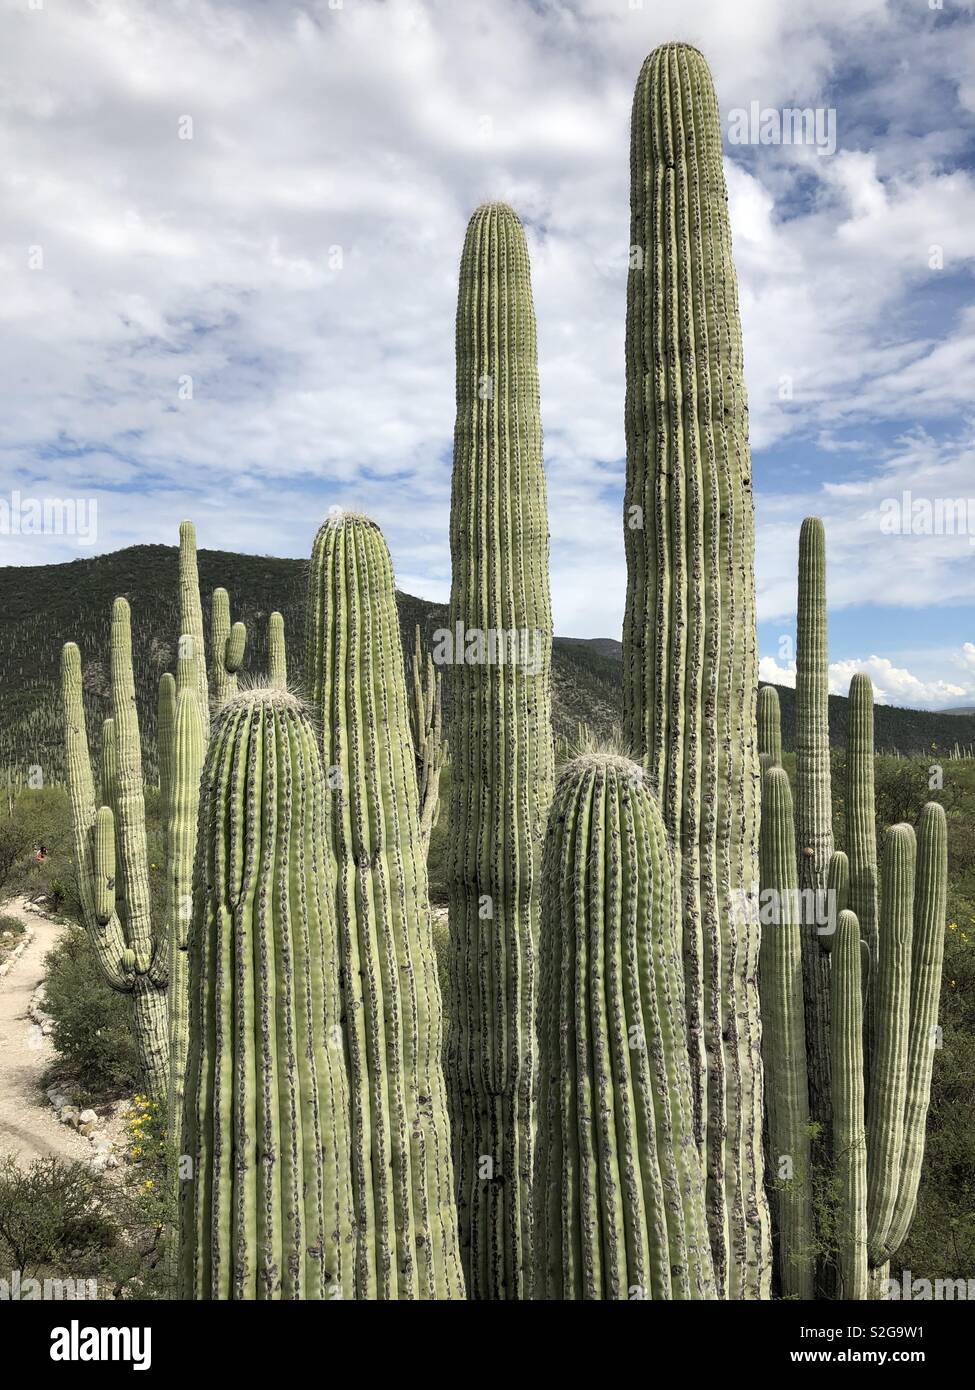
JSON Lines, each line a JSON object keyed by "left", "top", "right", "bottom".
{"left": 0, "top": 1156, "right": 117, "bottom": 1280}
{"left": 43, "top": 927, "right": 140, "bottom": 1100}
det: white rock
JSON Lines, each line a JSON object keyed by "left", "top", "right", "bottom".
{"left": 78, "top": 1108, "right": 98, "bottom": 1127}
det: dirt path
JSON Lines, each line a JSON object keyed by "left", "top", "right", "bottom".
{"left": 0, "top": 898, "right": 90, "bottom": 1167}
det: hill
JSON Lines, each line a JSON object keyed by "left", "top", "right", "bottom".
{"left": 1, "top": 544, "right": 971, "bottom": 782}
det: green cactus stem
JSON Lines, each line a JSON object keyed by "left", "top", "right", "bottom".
{"left": 534, "top": 753, "right": 715, "bottom": 1300}
{"left": 306, "top": 510, "right": 464, "bottom": 1300}
{"left": 847, "top": 672, "right": 879, "bottom": 1067}
{"left": 178, "top": 521, "right": 209, "bottom": 734}
{"left": 758, "top": 766, "right": 814, "bottom": 1300}
{"left": 179, "top": 688, "right": 354, "bottom": 1300}
{"left": 758, "top": 685, "right": 783, "bottom": 771}
{"left": 445, "top": 201, "right": 554, "bottom": 1300}
{"left": 166, "top": 642, "right": 205, "bottom": 1136}
{"left": 795, "top": 516, "right": 833, "bottom": 1150}
{"left": 622, "top": 43, "right": 770, "bottom": 1298}
{"left": 409, "top": 625, "right": 444, "bottom": 855}
{"left": 211, "top": 589, "right": 246, "bottom": 707}
{"left": 268, "top": 611, "right": 287, "bottom": 690}
{"left": 830, "top": 909, "right": 868, "bottom": 1300}
{"left": 866, "top": 823, "right": 916, "bottom": 1266}
{"left": 92, "top": 805, "right": 116, "bottom": 928}
{"left": 157, "top": 672, "right": 176, "bottom": 822}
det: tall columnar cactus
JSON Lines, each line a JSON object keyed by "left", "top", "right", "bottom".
{"left": 62, "top": 639, "right": 169, "bottom": 1100}
{"left": 758, "top": 767, "right": 814, "bottom": 1300}
{"left": 178, "top": 521, "right": 209, "bottom": 733}
{"left": 445, "top": 202, "right": 554, "bottom": 1300}
{"left": 534, "top": 754, "right": 715, "bottom": 1300}
{"left": 179, "top": 688, "right": 354, "bottom": 1300}
{"left": 305, "top": 511, "right": 464, "bottom": 1300}
{"left": 165, "top": 642, "right": 204, "bottom": 1132}
{"left": 409, "top": 625, "right": 444, "bottom": 855}
{"left": 268, "top": 611, "right": 287, "bottom": 690}
{"left": 157, "top": 672, "right": 176, "bottom": 820}
{"left": 847, "top": 672, "right": 879, "bottom": 1063}
{"left": 795, "top": 516, "right": 833, "bottom": 1142}
{"left": 830, "top": 908, "right": 868, "bottom": 1299}
{"left": 758, "top": 685, "right": 782, "bottom": 770}
{"left": 622, "top": 43, "right": 770, "bottom": 1298}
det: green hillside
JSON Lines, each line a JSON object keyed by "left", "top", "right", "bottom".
{"left": 1, "top": 543, "right": 971, "bottom": 784}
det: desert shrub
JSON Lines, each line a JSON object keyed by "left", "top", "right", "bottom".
{"left": 0, "top": 818, "right": 30, "bottom": 894}
{"left": 0, "top": 1156, "right": 117, "bottom": 1279}
{"left": 43, "top": 927, "right": 139, "bottom": 1099}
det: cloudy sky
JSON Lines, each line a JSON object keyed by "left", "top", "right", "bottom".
{"left": 1, "top": 0, "right": 974, "bottom": 708}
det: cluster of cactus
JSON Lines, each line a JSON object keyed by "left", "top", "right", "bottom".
{"left": 758, "top": 520, "right": 947, "bottom": 1299}
{"left": 52, "top": 40, "right": 949, "bottom": 1305}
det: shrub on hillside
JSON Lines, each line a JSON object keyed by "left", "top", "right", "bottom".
{"left": 43, "top": 927, "right": 140, "bottom": 1099}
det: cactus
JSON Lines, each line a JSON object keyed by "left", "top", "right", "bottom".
{"left": 622, "top": 43, "right": 770, "bottom": 1297}
{"left": 178, "top": 521, "right": 209, "bottom": 733}
{"left": 758, "top": 685, "right": 782, "bottom": 770}
{"left": 211, "top": 588, "right": 246, "bottom": 708}
{"left": 157, "top": 672, "right": 176, "bottom": 820}
{"left": 62, "top": 639, "right": 169, "bottom": 1100}
{"left": 830, "top": 909, "right": 868, "bottom": 1299}
{"left": 165, "top": 641, "right": 205, "bottom": 1131}
{"left": 445, "top": 202, "right": 554, "bottom": 1300}
{"left": 179, "top": 687, "right": 354, "bottom": 1300}
{"left": 795, "top": 517, "right": 833, "bottom": 1143}
{"left": 305, "top": 510, "right": 464, "bottom": 1300}
{"left": 408, "top": 625, "right": 444, "bottom": 854}
{"left": 758, "top": 767, "right": 814, "bottom": 1300}
{"left": 534, "top": 753, "right": 715, "bottom": 1300}
{"left": 268, "top": 611, "right": 287, "bottom": 690}
{"left": 759, "top": 517, "right": 949, "bottom": 1297}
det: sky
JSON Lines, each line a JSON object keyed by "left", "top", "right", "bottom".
{"left": 1, "top": 0, "right": 973, "bottom": 709}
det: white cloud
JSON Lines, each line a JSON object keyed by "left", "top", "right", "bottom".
{"left": 0, "top": 0, "right": 972, "bottom": 704}
{"left": 759, "top": 651, "right": 974, "bottom": 710}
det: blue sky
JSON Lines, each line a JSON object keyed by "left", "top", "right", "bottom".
{"left": 1, "top": 0, "right": 973, "bottom": 707}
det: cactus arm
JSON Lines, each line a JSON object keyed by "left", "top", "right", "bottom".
{"left": 179, "top": 690, "right": 355, "bottom": 1300}
{"left": 884, "top": 802, "right": 947, "bottom": 1259}
{"left": 61, "top": 643, "right": 128, "bottom": 990}
{"left": 758, "top": 685, "right": 783, "bottom": 770}
{"left": 758, "top": 766, "right": 814, "bottom": 1299}
{"left": 822, "top": 850, "right": 850, "bottom": 952}
{"left": 225, "top": 621, "right": 246, "bottom": 675}
{"left": 794, "top": 517, "right": 833, "bottom": 1147}
{"left": 623, "top": 43, "right": 770, "bottom": 1298}
{"left": 92, "top": 805, "right": 116, "bottom": 927}
{"left": 831, "top": 909, "right": 868, "bottom": 1300}
{"left": 866, "top": 823, "right": 916, "bottom": 1266}
{"left": 268, "top": 611, "right": 287, "bottom": 690}
{"left": 178, "top": 521, "right": 209, "bottom": 735}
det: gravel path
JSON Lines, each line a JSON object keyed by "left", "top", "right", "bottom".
{"left": 0, "top": 898, "right": 90, "bottom": 1167}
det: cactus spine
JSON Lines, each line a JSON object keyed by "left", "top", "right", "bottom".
{"left": 758, "top": 767, "right": 814, "bottom": 1300}
{"left": 445, "top": 202, "right": 554, "bottom": 1300}
{"left": 179, "top": 688, "right": 354, "bottom": 1300}
{"left": 305, "top": 511, "right": 464, "bottom": 1300}
{"left": 534, "top": 754, "right": 715, "bottom": 1300}
{"left": 623, "top": 43, "right": 770, "bottom": 1297}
